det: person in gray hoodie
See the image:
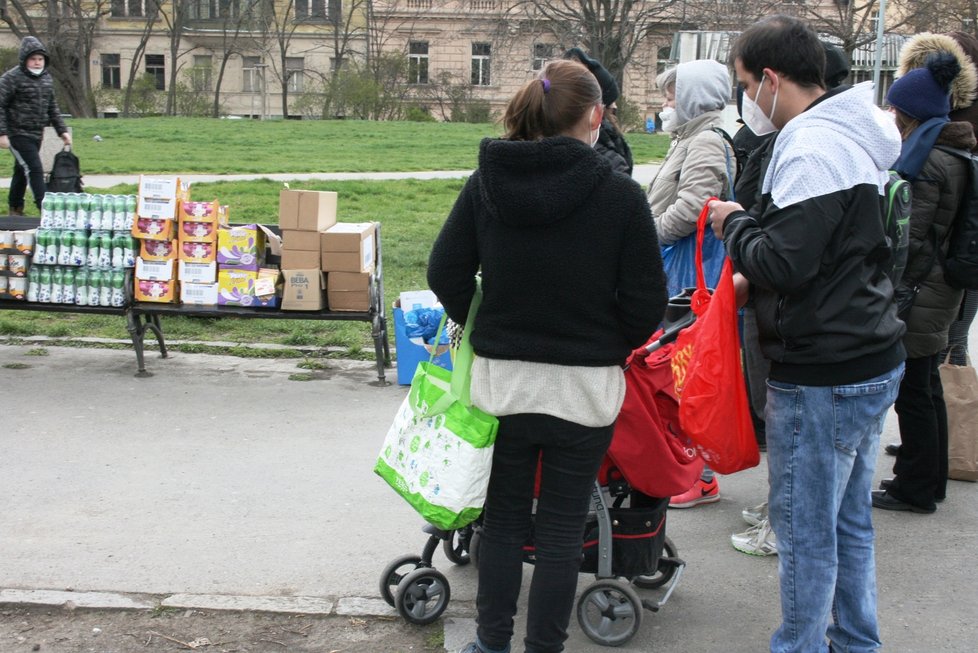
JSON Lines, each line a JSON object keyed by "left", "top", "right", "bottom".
{"left": 0, "top": 36, "right": 72, "bottom": 215}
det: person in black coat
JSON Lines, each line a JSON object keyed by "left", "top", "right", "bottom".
{"left": 430, "top": 58, "right": 666, "bottom": 653}
{"left": 0, "top": 36, "right": 72, "bottom": 215}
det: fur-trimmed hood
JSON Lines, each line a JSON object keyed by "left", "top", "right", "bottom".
{"left": 897, "top": 33, "right": 978, "bottom": 110}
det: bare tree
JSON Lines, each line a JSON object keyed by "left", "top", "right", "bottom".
{"left": 0, "top": 0, "right": 112, "bottom": 117}
{"left": 207, "top": 0, "right": 266, "bottom": 117}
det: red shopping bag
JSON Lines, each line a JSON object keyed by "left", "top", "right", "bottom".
{"left": 670, "top": 199, "right": 759, "bottom": 475}
{"left": 607, "top": 341, "right": 705, "bottom": 498}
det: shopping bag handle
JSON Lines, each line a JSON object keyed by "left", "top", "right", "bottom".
{"left": 451, "top": 277, "right": 483, "bottom": 407}
{"left": 693, "top": 197, "right": 719, "bottom": 315}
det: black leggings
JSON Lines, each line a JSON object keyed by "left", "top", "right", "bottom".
{"left": 942, "top": 289, "right": 978, "bottom": 366}
{"left": 8, "top": 134, "right": 46, "bottom": 211}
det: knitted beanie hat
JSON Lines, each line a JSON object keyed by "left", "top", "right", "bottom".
{"left": 822, "top": 42, "right": 850, "bottom": 89}
{"left": 564, "top": 47, "right": 620, "bottom": 106}
{"left": 887, "top": 52, "right": 961, "bottom": 121}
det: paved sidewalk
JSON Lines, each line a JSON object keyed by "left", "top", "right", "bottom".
{"left": 1, "top": 340, "right": 976, "bottom": 653}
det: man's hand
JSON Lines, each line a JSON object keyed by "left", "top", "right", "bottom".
{"left": 707, "top": 199, "right": 744, "bottom": 239}
{"left": 733, "top": 272, "right": 750, "bottom": 308}
{"left": 60, "top": 132, "right": 72, "bottom": 147}
{"left": 0, "top": 135, "right": 9, "bottom": 149}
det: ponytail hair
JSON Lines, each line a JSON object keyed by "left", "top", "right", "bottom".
{"left": 503, "top": 59, "right": 602, "bottom": 141}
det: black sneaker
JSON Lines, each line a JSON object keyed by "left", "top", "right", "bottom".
{"left": 871, "top": 490, "right": 936, "bottom": 514}
{"left": 884, "top": 442, "right": 900, "bottom": 456}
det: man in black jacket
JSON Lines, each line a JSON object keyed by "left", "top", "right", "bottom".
{"left": 0, "top": 36, "right": 72, "bottom": 215}
{"left": 708, "top": 16, "right": 905, "bottom": 653}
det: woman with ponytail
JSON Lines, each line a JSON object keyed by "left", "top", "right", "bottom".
{"left": 428, "top": 58, "right": 667, "bottom": 653}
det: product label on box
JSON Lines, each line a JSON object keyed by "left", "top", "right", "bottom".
{"left": 141, "top": 239, "right": 177, "bottom": 261}
{"left": 135, "top": 279, "right": 177, "bottom": 303}
{"left": 181, "top": 282, "right": 219, "bottom": 305}
{"left": 135, "top": 257, "right": 175, "bottom": 281}
{"left": 217, "top": 224, "right": 264, "bottom": 270}
{"left": 178, "top": 260, "right": 217, "bottom": 284}
{"left": 180, "top": 221, "right": 217, "bottom": 241}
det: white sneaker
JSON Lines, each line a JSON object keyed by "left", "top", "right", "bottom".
{"left": 731, "top": 517, "right": 777, "bottom": 556}
{"left": 741, "top": 501, "right": 769, "bottom": 526}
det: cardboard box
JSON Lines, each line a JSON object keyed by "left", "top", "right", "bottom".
{"left": 216, "top": 268, "right": 280, "bottom": 308}
{"left": 281, "top": 269, "right": 325, "bottom": 311}
{"left": 137, "top": 176, "right": 187, "bottom": 220}
{"left": 140, "top": 238, "right": 178, "bottom": 262}
{"left": 135, "top": 257, "right": 175, "bottom": 281}
{"left": 281, "top": 249, "right": 320, "bottom": 270}
{"left": 178, "top": 239, "right": 217, "bottom": 264}
{"left": 178, "top": 219, "right": 218, "bottom": 243}
{"left": 327, "top": 271, "right": 371, "bottom": 312}
{"left": 322, "top": 251, "right": 374, "bottom": 273}
{"left": 180, "top": 282, "right": 219, "bottom": 306}
{"left": 278, "top": 190, "right": 338, "bottom": 231}
{"left": 134, "top": 278, "right": 178, "bottom": 303}
{"left": 320, "top": 222, "right": 375, "bottom": 273}
{"left": 281, "top": 229, "right": 322, "bottom": 252}
{"left": 179, "top": 200, "right": 219, "bottom": 224}
{"left": 178, "top": 260, "right": 217, "bottom": 284}
{"left": 393, "top": 300, "right": 452, "bottom": 385}
{"left": 131, "top": 217, "right": 175, "bottom": 241}
{"left": 217, "top": 224, "right": 265, "bottom": 271}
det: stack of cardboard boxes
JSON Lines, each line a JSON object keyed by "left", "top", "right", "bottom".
{"left": 322, "top": 222, "right": 376, "bottom": 311}
{"left": 131, "top": 176, "right": 186, "bottom": 303}
{"left": 278, "top": 190, "right": 336, "bottom": 311}
{"left": 215, "top": 223, "right": 281, "bottom": 307}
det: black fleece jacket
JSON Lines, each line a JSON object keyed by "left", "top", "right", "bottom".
{"left": 427, "top": 136, "right": 667, "bottom": 366}
{"left": 0, "top": 36, "right": 67, "bottom": 140}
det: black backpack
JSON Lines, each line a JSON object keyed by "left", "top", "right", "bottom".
{"left": 47, "top": 147, "right": 83, "bottom": 193}
{"left": 881, "top": 170, "right": 912, "bottom": 286}
{"left": 935, "top": 145, "right": 978, "bottom": 290}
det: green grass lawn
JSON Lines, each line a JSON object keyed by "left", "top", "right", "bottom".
{"left": 1, "top": 119, "right": 670, "bottom": 359}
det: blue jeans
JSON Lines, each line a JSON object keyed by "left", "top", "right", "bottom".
{"left": 765, "top": 364, "right": 903, "bottom": 653}
{"left": 476, "top": 412, "right": 614, "bottom": 653}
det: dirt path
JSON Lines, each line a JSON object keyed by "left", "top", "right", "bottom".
{"left": 0, "top": 605, "right": 443, "bottom": 653}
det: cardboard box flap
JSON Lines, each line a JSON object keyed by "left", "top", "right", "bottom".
{"left": 258, "top": 223, "right": 283, "bottom": 256}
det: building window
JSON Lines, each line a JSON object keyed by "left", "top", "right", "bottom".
{"left": 470, "top": 0, "right": 495, "bottom": 9}
{"left": 242, "top": 56, "right": 261, "bottom": 92}
{"left": 471, "top": 43, "right": 491, "bottom": 86}
{"left": 532, "top": 43, "right": 553, "bottom": 71}
{"left": 101, "top": 53, "right": 121, "bottom": 89}
{"left": 111, "top": 0, "right": 149, "bottom": 17}
{"left": 192, "top": 55, "right": 212, "bottom": 92}
{"left": 409, "top": 41, "right": 429, "bottom": 85}
{"left": 145, "top": 54, "right": 165, "bottom": 90}
{"left": 189, "top": 0, "right": 241, "bottom": 19}
{"left": 286, "top": 57, "right": 304, "bottom": 93}
{"left": 295, "top": 0, "right": 338, "bottom": 20}
{"left": 406, "top": 0, "right": 432, "bottom": 8}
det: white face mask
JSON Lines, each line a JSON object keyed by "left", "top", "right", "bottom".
{"left": 742, "top": 74, "right": 779, "bottom": 136}
{"left": 659, "top": 107, "right": 678, "bottom": 133}
{"left": 27, "top": 66, "right": 44, "bottom": 77}
{"left": 589, "top": 107, "right": 600, "bottom": 148}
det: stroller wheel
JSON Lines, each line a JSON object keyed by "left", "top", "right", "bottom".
{"left": 395, "top": 567, "right": 451, "bottom": 625}
{"left": 632, "top": 536, "right": 679, "bottom": 590}
{"left": 379, "top": 554, "right": 423, "bottom": 607}
{"left": 442, "top": 528, "right": 471, "bottom": 566}
{"left": 576, "top": 579, "right": 643, "bottom": 646}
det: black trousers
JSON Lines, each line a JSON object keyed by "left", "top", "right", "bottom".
{"left": 476, "top": 413, "right": 613, "bottom": 653}
{"left": 891, "top": 354, "right": 948, "bottom": 509}
{"left": 8, "top": 134, "right": 46, "bottom": 211}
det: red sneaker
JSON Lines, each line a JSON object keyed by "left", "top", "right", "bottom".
{"left": 669, "top": 477, "right": 720, "bottom": 508}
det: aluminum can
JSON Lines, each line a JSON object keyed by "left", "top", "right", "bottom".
{"left": 26, "top": 266, "right": 38, "bottom": 302}
{"left": 40, "top": 194, "right": 55, "bottom": 228}
{"left": 100, "top": 196, "right": 115, "bottom": 231}
{"left": 110, "top": 269, "right": 125, "bottom": 307}
{"left": 50, "top": 266, "right": 64, "bottom": 304}
{"left": 74, "top": 267, "right": 89, "bottom": 305}
{"left": 98, "top": 231, "right": 113, "bottom": 269}
{"left": 88, "top": 194, "right": 103, "bottom": 231}
{"left": 57, "top": 230, "right": 72, "bottom": 265}
{"left": 52, "top": 193, "right": 66, "bottom": 229}
{"left": 125, "top": 195, "right": 137, "bottom": 230}
{"left": 44, "top": 230, "right": 59, "bottom": 265}
{"left": 98, "top": 268, "right": 112, "bottom": 306}
{"left": 64, "top": 193, "right": 79, "bottom": 229}
{"left": 37, "top": 266, "right": 52, "bottom": 303}
{"left": 87, "top": 268, "right": 101, "bottom": 306}
{"left": 61, "top": 267, "right": 75, "bottom": 304}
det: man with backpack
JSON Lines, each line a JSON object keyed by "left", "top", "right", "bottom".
{"left": 0, "top": 36, "right": 72, "bottom": 215}
{"left": 708, "top": 15, "right": 905, "bottom": 653}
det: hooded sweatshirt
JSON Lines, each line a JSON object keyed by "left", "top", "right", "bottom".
{"left": 649, "top": 59, "right": 733, "bottom": 243}
{"left": 427, "top": 136, "right": 668, "bottom": 423}
{"left": 0, "top": 36, "right": 67, "bottom": 140}
{"left": 722, "top": 82, "right": 907, "bottom": 385}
